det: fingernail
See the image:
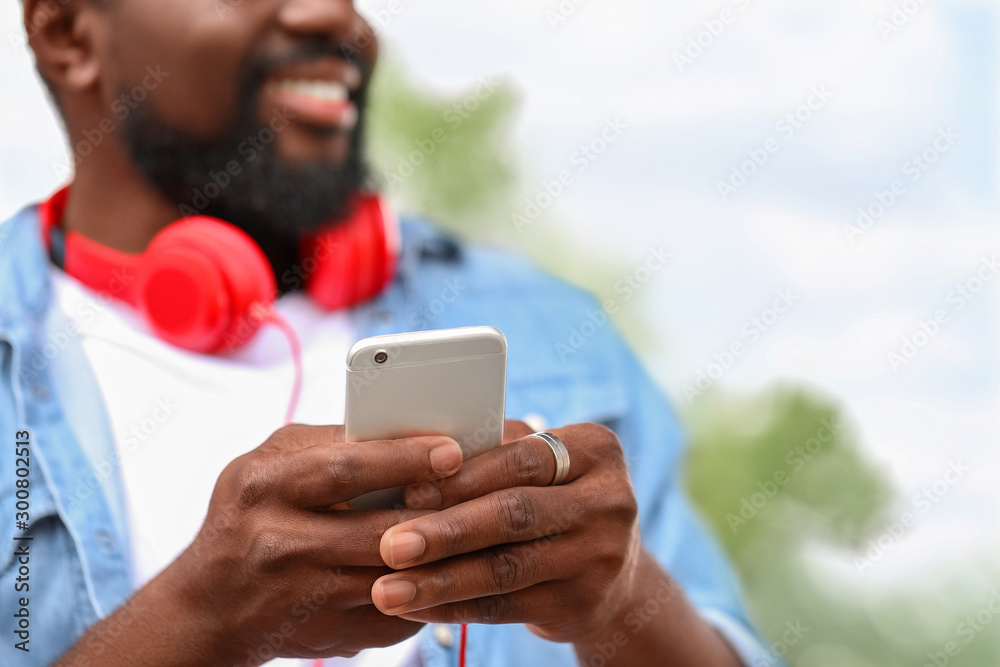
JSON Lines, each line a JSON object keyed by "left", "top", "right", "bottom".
{"left": 379, "top": 579, "right": 416, "bottom": 610}
{"left": 429, "top": 441, "right": 462, "bottom": 474}
{"left": 388, "top": 531, "right": 425, "bottom": 567}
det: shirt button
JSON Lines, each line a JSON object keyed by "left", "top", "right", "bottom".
{"left": 523, "top": 413, "right": 548, "bottom": 432}
{"left": 433, "top": 624, "right": 455, "bottom": 648}
{"left": 95, "top": 529, "right": 116, "bottom": 552}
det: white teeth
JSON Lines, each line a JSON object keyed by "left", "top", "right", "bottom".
{"left": 272, "top": 79, "right": 348, "bottom": 103}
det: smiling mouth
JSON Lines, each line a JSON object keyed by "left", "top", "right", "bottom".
{"left": 263, "top": 78, "right": 358, "bottom": 130}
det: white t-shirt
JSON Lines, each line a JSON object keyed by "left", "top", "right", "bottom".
{"left": 51, "top": 269, "right": 419, "bottom": 667}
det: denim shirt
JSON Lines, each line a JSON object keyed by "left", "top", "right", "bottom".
{"left": 0, "top": 203, "right": 767, "bottom": 666}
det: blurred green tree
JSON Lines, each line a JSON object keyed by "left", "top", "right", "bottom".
{"left": 683, "top": 388, "right": 1000, "bottom": 666}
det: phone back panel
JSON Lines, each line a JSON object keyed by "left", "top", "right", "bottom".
{"left": 345, "top": 327, "right": 507, "bottom": 509}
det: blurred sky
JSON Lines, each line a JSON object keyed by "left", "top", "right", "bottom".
{"left": 1, "top": 0, "right": 997, "bottom": 584}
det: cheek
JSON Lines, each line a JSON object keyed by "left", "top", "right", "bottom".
{"left": 105, "top": 5, "right": 263, "bottom": 137}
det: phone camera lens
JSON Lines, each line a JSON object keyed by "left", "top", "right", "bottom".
{"left": 374, "top": 351, "right": 388, "bottom": 364}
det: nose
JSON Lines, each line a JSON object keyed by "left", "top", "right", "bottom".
{"left": 278, "top": 0, "right": 377, "bottom": 65}
{"left": 278, "top": 0, "right": 361, "bottom": 42}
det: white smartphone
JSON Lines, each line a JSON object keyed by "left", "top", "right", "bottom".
{"left": 345, "top": 325, "right": 507, "bottom": 509}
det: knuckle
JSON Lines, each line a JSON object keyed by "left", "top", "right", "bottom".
{"left": 495, "top": 490, "right": 536, "bottom": 537}
{"left": 584, "top": 422, "right": 624, "bottom": 457}
{"left": 276, "top": 423, "right": 306, "bottom": 437}
{"left": 593, "top": 536, "right": 629, "bottom": 574}
{"left": 591, "top": 484, "right": 638, "bottom": 534}
{"left": 247, "top": 531, "right": 295, "bottom": 574}
{"left": 486, "top": 549, "right": 524, "bottom": 592}
{"left": 234, "top": 457, "right": 273, "bottom": 509}
{"left": 326, "top": 447, "right": 360, "bottom": 493}
{"left": 440, "top": 516, "right": 466, "bottom": 554}
{"left": 272, "top": 423, "right": 308, "bottom": 446}
{"left": 425, "top": 568, "right": 458, "bottom": 601}
{"left": 473, "top": 594, "right": 510, "bottom": 624}
{"left": 508, "top": 444, "right": 547, "bottom": 486}
{"left": 584, "top": 421, "right": 618, "bottom": 443}
{"left": 610, "top": 486, "right": 639, "bottom": 524}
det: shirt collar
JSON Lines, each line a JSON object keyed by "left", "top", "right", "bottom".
{"left": 0, "top": 204, "right": 52, "bottom": 336}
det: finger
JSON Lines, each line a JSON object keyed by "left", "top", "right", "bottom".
{"left": 263, "top": 435, "right": 464, "bottom": 508}
{"left": 339, "top": 607, "right": 424, "bottom": 652}
{"left": 258, "top": 423, "right": 346, "bottom": 454}
{"left": 381, "top": 486, "right": 583, "bottom": 569}
{"left": 392, "top": 582, "right": 565, "bottom": 626}
{"left": 305, "top": 603, "right": 424, "bottom": 656}
{"left": 502, "top": 419, "right": 533, "bottom": 443}
{"left": 290, "top": 508, "right": 436, "bottom": 567}
{"left": 371, "top": 542, "right": 557, "bottom": 615}
{"left": 305, "top": 566, "right": 393, "bottom": 607}
{"left": 405, "top": 425, "right": 593, "bottom": 510}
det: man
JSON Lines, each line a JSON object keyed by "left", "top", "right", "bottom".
{"left": 1, "top": 0, "right": 769, "bottom": 665}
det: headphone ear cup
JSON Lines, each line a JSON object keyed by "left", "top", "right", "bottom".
{"left": 303, "top": 196, "right": 397, "bottom": 311}
{"left": 140, "top": 218, "right": 276, "bottom": 353}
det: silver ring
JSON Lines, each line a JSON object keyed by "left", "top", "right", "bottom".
{"left": 532, "top": 431, "right": 571, "bottom": 486}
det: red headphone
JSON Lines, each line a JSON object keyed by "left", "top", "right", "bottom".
{"left": 39, "top": 186, "right": 398, "bottom": 354}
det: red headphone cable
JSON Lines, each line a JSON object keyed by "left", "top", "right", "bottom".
{"left": 265, "top": 309, "right": 303, "bottom": 425}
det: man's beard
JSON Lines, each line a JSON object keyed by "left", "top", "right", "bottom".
{"left": 120, "top": 51, "right": 370, "bottom": 247}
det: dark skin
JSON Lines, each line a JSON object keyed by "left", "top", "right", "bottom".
{"left": 27, "top": 0, "right": 743, "bottom": 664}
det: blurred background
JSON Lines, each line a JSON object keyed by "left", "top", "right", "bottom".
{"left": 3, "top": 1, "right": 998, "bottom": 664}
